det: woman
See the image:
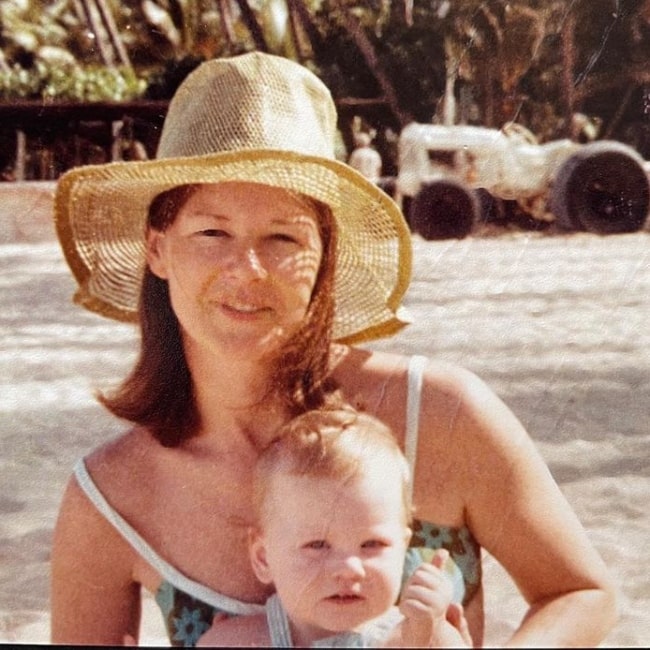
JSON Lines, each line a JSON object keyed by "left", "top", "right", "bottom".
{"left": 51, "top": 52, "right": 616, "bottom": 646}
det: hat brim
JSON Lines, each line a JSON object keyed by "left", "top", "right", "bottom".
{"left": 54, "top": 149, "right": 412, "bottom": 344}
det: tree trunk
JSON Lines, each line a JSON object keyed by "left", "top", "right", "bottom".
{"left": 94, "top": 0, "right": 132, "bottom": 69}
{"left": 561, "top": 9, "right": 576, "bottom": 136}
{"left": 217, "top": 0, "right": 238, "bottom": 48}
{"left": 443, "top": 36, "right": 457, "bottom": 125}
{"left": 233, "top": 0, "right": 269, "bottom": 52}
{"left": 286, "top": 0, "right": 318, "bottom": 60}
{"left": 330, "top": 0, "right": 411, "bottom": 127}
{"left": 78, "top": 0, "right": 115, "bottom": 67}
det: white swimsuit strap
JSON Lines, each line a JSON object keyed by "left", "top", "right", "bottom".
{"left": 405, "top": 355, "right": 427, "bottom": 500}
{"left": 266, "top": 594, "right": 293, "bottom": 647}
{"left": 73, "top": 458, "right": 264, "bottom": 616}
{"left": 266, "top": 593, "right": 368, "bottom": 647}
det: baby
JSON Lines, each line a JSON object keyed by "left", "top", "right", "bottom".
{"left": 198, "top": 407, "right": 469, "bottom": 647}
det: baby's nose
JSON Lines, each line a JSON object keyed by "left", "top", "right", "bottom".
{"left": 333, "top": 554, "right": 366, "bottom": 580}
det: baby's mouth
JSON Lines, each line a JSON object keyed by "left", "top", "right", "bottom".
{"left": 325, "top": 593, "right": 364, "bottom": 604}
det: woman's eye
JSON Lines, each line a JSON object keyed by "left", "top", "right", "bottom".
{"left": 270, "top": 233, "right": 298, "bottom": 244}
{"left": 198, "top": 228, "right": 228, "bottom": 238}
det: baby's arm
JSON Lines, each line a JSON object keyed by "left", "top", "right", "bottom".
{"left": 385, "top": 550, "right": 471, "bottom": 648}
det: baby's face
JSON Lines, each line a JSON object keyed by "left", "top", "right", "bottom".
{"left": 250, "top": 465, "right": 410, "bottom": 646}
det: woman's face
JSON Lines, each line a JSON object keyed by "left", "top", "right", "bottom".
{"left": 147, "top": 182, "right": 324, "bottom": 360}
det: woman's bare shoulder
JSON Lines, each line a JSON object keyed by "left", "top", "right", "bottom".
{"left": 51, "top": 432, "right": 148, "bottom": 643}
{"left": 82, "top": 426, "right": 159, "bottom": 481}
{"left": 339, "top": 347, "right": 538, "bottom": 468}
{"left": 76, "top": 426, "right": 165, "bottom": 519}
{"left": 85, "top": 425, "right": 153, "bottom": 463}
{"left": 335, "top": 345, "right": 485, "bottom": 400}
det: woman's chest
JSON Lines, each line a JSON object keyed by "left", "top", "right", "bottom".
{"left": 128, "top": 456, "right": 270, "bottom": 603}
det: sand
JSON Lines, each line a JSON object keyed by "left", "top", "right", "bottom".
{"left": 0, "top": 182, "right": 648, "bottom": 645}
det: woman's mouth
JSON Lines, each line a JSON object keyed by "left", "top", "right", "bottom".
{"left": 220, "top": 300, "right": 270, "bottom": 317}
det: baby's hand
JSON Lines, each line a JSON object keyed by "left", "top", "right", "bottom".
{"left": 399, "top": 549, "right": 454, "bottom": 646}
{"left": 196, "top": 613, "right": 229, "bottom": 647}
{"left": 397, "top": 549, "right": 471, "bottom": 647}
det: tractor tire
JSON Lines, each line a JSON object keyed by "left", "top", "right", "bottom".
{"left": 551, "top": 141, "right": 650, "bottom": 234}
{"left": 410, "top": 178, "right": 479, "bottom": 240}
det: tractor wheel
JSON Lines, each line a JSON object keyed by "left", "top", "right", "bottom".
{"left": 551, "top": 141, "right": 650, "bottom": 234}
{"left": 410, "top": 178, "right": 479, "bottom": 240}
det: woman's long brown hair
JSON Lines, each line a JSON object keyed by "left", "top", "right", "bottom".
{"left": 98, "top": 184, "right": 338, "bottom": 446}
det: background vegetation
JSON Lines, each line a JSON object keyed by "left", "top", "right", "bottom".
{"left": 1, "top": 0, "right": 649, "bottom": 177}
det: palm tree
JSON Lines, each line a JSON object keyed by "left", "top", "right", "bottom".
{"left": 437, "top": 1, "right": 550, "bottom": 127}
{"left": 76, "top": 0, "right": 132, "bottom": 68}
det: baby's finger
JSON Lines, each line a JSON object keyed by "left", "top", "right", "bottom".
{"left": 400, "top": 594, "right": 436, "bottom": 617}
{"left": 427, "top": 549, "right": 466, "bottom": 606}
{"left": 401, "top": 583, "right": 453, "bottom": 615}
{"left": 408, "top": 563, "right": 454, "bottom": 593}
{"left": 212, "top": 612, "right": 229, "bottom": 625}
{"left": 447, "top": 603, "right": 473, "bottom": 646}
{"left": 430, "top": 548, "right": 450, "bottom": 569}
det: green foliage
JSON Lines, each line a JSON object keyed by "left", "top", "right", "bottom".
{"left": 143, "top": 54, "right": 205, "bottom": 99}
{"left": 374, "top": 10, "right": 447, "bottom": 123}
{"left": 0, "top": 0, "right": 647, "bottom": 155}
{"left": 0, "top": 61, "right": 147, "bottom": 101}
{"left": 311, "top": 0, "right": 649, "bottom": 151}
{"left": 312, "top": 1, "right": 449, "bottom": 123}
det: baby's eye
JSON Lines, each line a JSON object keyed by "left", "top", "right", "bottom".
{"left": 303, "top": 540, "right": 329, "bottom": 550}
{"left": 361, "top": 539, "right": 388, "bottom": 550}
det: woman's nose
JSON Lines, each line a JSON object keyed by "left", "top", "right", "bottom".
{"left": 245, "top": 248, "right": 267, "bottom": 277}
{"left": 228, "top": 245, "right": 268, "bottom": 279}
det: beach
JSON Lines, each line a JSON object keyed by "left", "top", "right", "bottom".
{"left": 0, "top": 183, "right": 648, "bottom": 645}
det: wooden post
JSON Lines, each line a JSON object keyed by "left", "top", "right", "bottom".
{"left": 15, "top": 130, "right": 26, "bottom": 181}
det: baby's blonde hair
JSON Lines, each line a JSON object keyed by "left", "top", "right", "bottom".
{"left": 253, "top": 406, "right": 412, "bottom": 525}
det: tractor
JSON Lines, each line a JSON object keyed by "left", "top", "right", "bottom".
{"left": 395, "top": 122, "right": 650, "bottom": 239}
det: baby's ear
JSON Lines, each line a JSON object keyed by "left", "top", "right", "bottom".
{"left": 248, "top": 528, "right": 273, "bottom": 585}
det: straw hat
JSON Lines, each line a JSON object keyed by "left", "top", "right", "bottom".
{"left": 54, "top": 52, "right": 412, "bottom": 344}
